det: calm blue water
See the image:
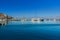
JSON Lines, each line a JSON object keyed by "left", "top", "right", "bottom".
{"left": 0, "top": 21, "right": 60, "bottom": 40}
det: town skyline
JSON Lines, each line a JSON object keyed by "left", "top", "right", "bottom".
{"left": 0, "top": 13, "right": 60, "bottom": 26}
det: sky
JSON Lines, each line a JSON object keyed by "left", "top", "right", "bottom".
{"left": 0, "top": 0, "right": 60, "bottom": 18}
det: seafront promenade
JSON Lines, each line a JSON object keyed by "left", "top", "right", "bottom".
{"left": 0, "top": 13, "right": 60, "bottom": 26}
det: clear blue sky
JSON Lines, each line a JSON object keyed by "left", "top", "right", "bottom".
{"left": 0, "top": 0, "right": 60, "bottom": 17}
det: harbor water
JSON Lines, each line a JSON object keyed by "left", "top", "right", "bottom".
{"left": 0, "top": 21, "right": 60, "bottom": 40}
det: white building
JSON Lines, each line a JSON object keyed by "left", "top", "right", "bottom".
{"left": 0, "top": 13, "right": 8, "bottom": 26}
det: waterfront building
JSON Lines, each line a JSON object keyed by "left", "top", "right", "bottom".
{"left": 0, "top": 13, "right": 13, "bottom": 26}
{"left": 31, "top": 18, "right": 40, "bottom": 23}
{"left": 0, "top": 13, "right": 8, "bottom": 25}
{"left": 44, "top": 18, "right": 54, "bottom": 22}
{"left": 55, "top": 18, "right": 60, "bottom": 22}
{"left": 20, "top": 17, "right": 27, "bottom": 22}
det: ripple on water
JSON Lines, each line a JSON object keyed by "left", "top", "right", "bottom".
{"left": 0, "top": 22, "right": 60, "bottom": 40}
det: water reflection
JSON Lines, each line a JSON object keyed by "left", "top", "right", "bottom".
{"left": 0, "top": 23, "right": 60, "bottom": 40}
{"left": 8, "top": 21, "right": 60, "bottom": 25}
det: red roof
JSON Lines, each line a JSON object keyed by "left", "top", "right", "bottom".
{"left": 0, "top": 13, "right": 13, "bottom": 19}
{"left": 0, "top": 14, "right": 5, "bottom": 17}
